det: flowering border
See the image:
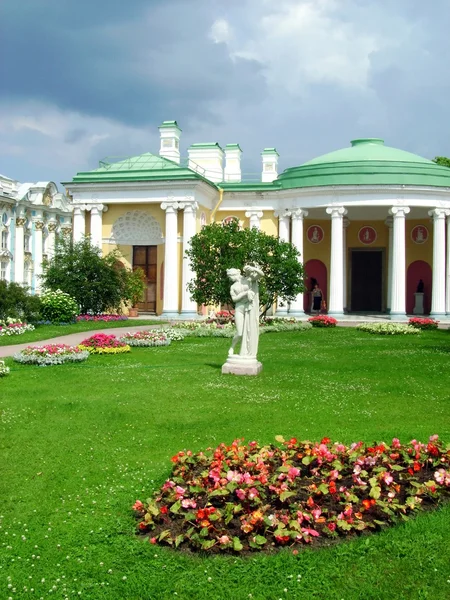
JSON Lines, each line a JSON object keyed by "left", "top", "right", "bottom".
{"left": 119, "top": 331, "right": 171, "bottom": 347}
{"left": 308, "top": 316, "right": 337, "bottom": 328}
{"left": 132, "top": 436, "right": 450, "bottom": 553}
{"left": 0, "top": 319, "right": 35, "bottom": 336}
{"left": 357, "top": 323, "right": 420, "bottom": 335}
{"left": 13, "top": 344, "right": 89, "bottom": 366}
{"left": 408, "top": 318, "right": 438, "bottom": 331}
{"left": 78, "top": 333, "right": 131, "bottom": 354}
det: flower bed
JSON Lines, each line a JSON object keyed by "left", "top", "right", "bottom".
{"left": 0, "top": 318, "right": 35, "bottom": 336}
{"left": 207, "top": 310, "right": 235, "bottom": 324}
{"left": 357, "top": 323, "right": 420, "bottom": 335}
{"left": 13, "top": 344, "right": 89, "bottom": 366}
{"left": 78, "top": 333, "right": 131, "bottom": 354}
{"left": 160, "top": 328, "right": 186, "bottom": 342}
{"left": 0, "top": 360, "right": 10, "bottom": 377}
{"left": 408, "top": 318, "right": 439, "bottom": 331}
{"left": 172, "top": 321, "right": 235, "bottom": 338}
{"left": 308, "top": 315, "right": 337, "bottom": 328}
{"left": 76, "top": 314, "right": 128, "bottom": 322}
{"left": 119, "top": 331, "right": 171, "bottom": 347}
{"left": 261, "top": 321, "right": 312, "bottom": 333}
{"left": 132, "top": 436, "right": 450, "bottom": 553}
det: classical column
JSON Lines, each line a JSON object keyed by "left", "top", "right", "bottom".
{"left": 447, "top": 214, "right": 450, "bottom": 315}
{"left": 46, "top": 219, "right": 58, "bottom": 258}
{"left": 289, "top": 209, "right": 308, "bottom": 316}
{"left": 245, "top": 210, "right": 263, "bottom": 230}
{"left": 161, "top": 201, "right": 180, "bottom": 317}
{"left": 274, "top": 210, "right": 291, "bottom": 315}
{"left": 429, "top": 208, "right": 448, "bottom": 317}
{"left": 343, "top": 217, "right": 350, "bottom": 311}
{"left": 326, "top": 206, "right": 347, "bottom": 315}
{"left": 33, "top": 217, "right": 45, "bottom": 293}
{"left": 90, "top": 205, "right": 105, "bottom": 250}
{"left": 14, "top": 216, "right": 26, "bottom": 285}
{"left": 73, "top": 206, "right": 86, "bottom": 242}
{"left": 385, "top": 217, "right": 393, "bottom": 312}
{"left": 181, "top": 201, "right": 199, "bottom": 317}
{"left": 389, "top": 206, "right": 410, "bottom": 317}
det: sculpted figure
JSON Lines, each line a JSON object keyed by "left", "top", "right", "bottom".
{"left": 227, "top": 268, "right": 254, "bottom": 356}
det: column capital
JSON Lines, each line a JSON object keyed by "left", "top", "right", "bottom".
{"left": 73, "top": 205, "right": 87, "bottom": 215}
{"left": 161, "top": 201, "right": 180, "bottom": 213}
{"left": 274, "top": 209, "right": 291, "bottom": 219}
{"left": 428, "top": 208, "right": 450, "bottom": 219}
{"left": 389, "top": 206, "right": 410, "bottom": 217}
{"left": 15, "top": 217, "right": 26, "bottom": 227}
{"left": 179, "top": 201, "right": 198, "bottom": 213}
{"left": 326, "top": 206, "right": 347, "bottom": 218}
{"left": 291, "top": 209, "right": 309, "bottom": 221}
{"left": 47, "top": 220, "right": 58, "bottom": 233}
{"left": 89, "top": 203, "right": 107, "bottom": 214}
{"left": 245, "top": 210, "right": 263, "bottom": 219}
{"left": 60, "top": 225, "right": 72, "bottom": 236}
{"left": 33, "top": 219, "right": 45, "bottom": 231}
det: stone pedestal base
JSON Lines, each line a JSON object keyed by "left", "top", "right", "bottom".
{"left": 413, "top": 293, "right": 424, "bottom": 315}
{"left": 222, "top": 355, "right": 263, "bottom": 376}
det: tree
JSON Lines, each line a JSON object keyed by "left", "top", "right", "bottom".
{"left": 41, "top": 236, "right": 130, "bottom": 314}
{"left": 433, "top": 156, "right": 450, "bottom": 168}
{"left": 186, "top": 218, "right": 305, "bottom": 314}
{"left": 0, "top": 280, "right": 42, "bottom": 321}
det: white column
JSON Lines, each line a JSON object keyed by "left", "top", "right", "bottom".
{"left": 90, "top": 205, "right": 105, "bottom": 250}
{"left": 326, "top": 206, "right": 347, "bottom": 315}
{"left": 73, "top": 206, "right": 86, "bottom": 242}
{"left": 343, "top": 217, "right": 350, "bottom": 311}
{"left": 33, "top": 218, "right": 45, "bottom": 293}
{"left": 289, "top": 209, "right": 308, "bottom": 316}
{"left": 274, "top": 210, "right": 291, "bottom": 315}
{"left": 245, "top": 210, "right": 263, "bottom": 230}
{"left": 429, "top": 208, "right": 448, "bottom": 317}
{"left": 181, "top": 200, "right": 199, "bottom": 317}
{"left": 446, "top": 215, "right": 450, "bottom": 315}
{"left": 46, "top": 220, "right": 58, "bottom": 258}
{"left": 385, "top": 217, "right": 393, "bottom": 312}
{"left": 161, "top": 201, "right": 180, "bottom": 317}
{"left": 14, "top": 216, "right": 26, "bottom": 285}
{"left": 389, "top": 206, "right": 410, "bottom": 317}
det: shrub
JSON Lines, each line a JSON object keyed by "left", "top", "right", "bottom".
{"left": 119, "top": 331, "right": 171, "bottom": 347}
{"left": 13, "top": 344, "right": 89, "bottom": 366}
{"left": 78, "top": 333, "right": 131, "bottom": 354}
{"left": 357, "top": 323, "right": 420, "bottom": 335}
{"left": 0, "top": 360, "right": 10, "bottom": 377}
{"left": 41, "top": 289, "right": 79, "bottom": 323}
{"left": 308, "top": 315, "right": 337, "bottom": 328}
{"left": 408, "top": 318, "right": 439, "bottom": 331}
{"left": 0, "top": 280, "right": 41, "bottom": 322}
{"left": 132, "top": 435, "right": 450, "bottom": 553}
{"left": 0, "top": 318, "right": 35, "bottom": 336}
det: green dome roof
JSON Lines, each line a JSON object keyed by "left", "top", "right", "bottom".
{"left": 277, "top": 139, "right": 450, "bottom": 189}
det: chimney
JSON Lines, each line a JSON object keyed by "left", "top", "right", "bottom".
{"left": 158, "top": 120, "right": 181, "bottom": 164}
{"left": 188, "top": 143, "right": 224, "bottom": 183}
{"left": 261, "top": 148, "right": 279, "bottom": 182}
{"left": 224, "top": 144, "right": 242, "bottom": 182}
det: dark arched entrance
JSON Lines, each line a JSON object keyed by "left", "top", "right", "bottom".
{"left": 406, "top": 260, "right": 432, "bottom": 315}
{"left": 303, "top": 259, "right": 328, "bottom": 312}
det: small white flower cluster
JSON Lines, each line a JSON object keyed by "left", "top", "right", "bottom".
{"left": 261, "top": 321, "right": 312, "bottom": 333}
{"left": 159, "top": 328, "right": 186, "bottom": 341}
{"left": 0, "top": 318, "right": 35, "bottom": 336}
{"left": 357, "top": 322, "right": 421, "bottom": 335}
{"left": 0, "top": 359, "right": 10, "bottom": 377}
{"left": 119, "top": 331, "right": 171, "bottom": 347}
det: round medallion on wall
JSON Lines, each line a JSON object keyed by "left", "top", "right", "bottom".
{"left": 411, "top": 225, "right": 428, "bottom": 244}
{"left": 358, "top": 226, "right": 377, "bottom": 245}
{"left": 307, "top": 225, "right": 324, "bottom": 244}
{"left": 222, "top": 215, "right": 239, "bottom": 225}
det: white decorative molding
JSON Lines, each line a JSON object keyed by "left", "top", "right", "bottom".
{"left": 111, "top": 210, "right": 164, "bottom": 245}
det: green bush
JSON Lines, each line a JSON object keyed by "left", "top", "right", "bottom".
{"left": 0, "top": 280, "right": 41, "bottom": 322}
{"left": 41, "top": 289, "right": 79, "bottom": 323}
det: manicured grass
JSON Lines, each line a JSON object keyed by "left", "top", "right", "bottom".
{"left": 1, "top": 328, "right": 450, "bottom": 599}
{"left": 0, "top": 320, "right": 164, "bottom": 346}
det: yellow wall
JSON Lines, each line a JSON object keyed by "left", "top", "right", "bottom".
{"left": 406, "top": 220, "right": 432, "bottom": 267}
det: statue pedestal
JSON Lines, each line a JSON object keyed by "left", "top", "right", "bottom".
{"left": 222, "top": 355, "right": 263, "bottom": 376}
{"left": 413, "top": 293, "right": 424, "bottom": 315}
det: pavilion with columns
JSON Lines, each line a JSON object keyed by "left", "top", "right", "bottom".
{"left": 64, "top": 122, "right": 450, "bottom": 319}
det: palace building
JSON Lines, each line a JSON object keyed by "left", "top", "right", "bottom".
{"left": 64, "top": 121, "right": 450, "bottom": 318}
{"left": 0, "top": 174, "right": 72, "bottom": 292}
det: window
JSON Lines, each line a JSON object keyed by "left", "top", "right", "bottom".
{"left": 1, "top": 230, "right": 8, "bottom": 250}
{"left": 1, "top": 261, "right": 7, "bottom": 281}
{"left": 24, "top": 234, "right": 31, "bottom": 252}
{"left": 1, "top": 212, "right": 8, "bottom": 225}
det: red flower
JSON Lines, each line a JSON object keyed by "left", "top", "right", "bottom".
{"left": 321, "top": 437, "right": 331, "bottom": 445}
{"left": 160, "top": 506, "right": 168, "bottom": 514}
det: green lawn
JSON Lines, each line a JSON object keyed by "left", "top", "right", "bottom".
{"left": 0, "top": 320, "right": 164, "bottom": 346}
{"left": 1, "top": 328, "right": 450, "bottom": 599}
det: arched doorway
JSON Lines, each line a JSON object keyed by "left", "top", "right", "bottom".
{"left": 406, "top": 260, "right": 432, "bottom": 315}
{"left": 303, "top": 259, "right": 328, "bottom": 313}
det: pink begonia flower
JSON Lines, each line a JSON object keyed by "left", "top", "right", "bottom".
{"left": 175, "top": 486, "right": 186, "bottom": 499}
{"left": 248, "top": 488, "right": 259, "bottom": 499}
{"left": 429, "top": 434, "right": 439, "bottom": 442}
{"left": 236, "top": 488, "right": 246, "bottom": 500}
{"left": 343, "top": 506, "right": 353, "bottom": 518}
{"left": 162, "top": 480, "right": 175, "bottom": 492}
{"left": 382, "top": 472, "right": 394, "bottom": 486}
{"left": 329, "top": 469, "right": 339, "bottom": 481}
{"left": 335, "top": 444, "right": 346, "bottom": 453}
{"left": 242, "top": 472, "right": 253, "bottom": 484}
{"left": 218, "top": 535, "right": 230, "bottom": 545}
{"left": 302, "top": 527, "right": 320, "bottom": 537}
{"left": 391, "top": 438, "right": 401, "bottom": 449}
{"left": 227, "top": 470, "right": 241, "bottom": 483}
{"left": 311, "top": 508, "right": 322, "bottom": 520}
{"left": 208, "top": 469, "right": 221, "bottom": 483}
{"left": 181, "top": 498, "right": 197, "bottom": 509}
{"left": 132, "top": 500, "right": 144, "bottom": 511}
{"left": 434, "top": 469, "right": 450, "bottom": 486}
{"left": 287, "top": 467, "right": 300, "bottom": 481}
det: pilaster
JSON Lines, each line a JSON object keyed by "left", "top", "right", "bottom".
{"left": 245, "top": 210, "right": 263, "bottom": 230}
{"left": 33, "top": 217, "right": 45, "bottom": 293}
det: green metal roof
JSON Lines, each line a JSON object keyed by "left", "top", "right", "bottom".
{"left": 159, "top": 120, "right": 180, "bottom": 129}
{"left": 277, "top": 138, "right": 450, "bottom": 189}
{"left": 66, "top": 153, "right": 216, "bottom": 185}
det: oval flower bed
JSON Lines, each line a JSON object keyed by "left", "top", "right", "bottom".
{"left": 132, "top": 436, "right": 450, "bottom": 553}
{"left": 78, "top": 333, "right": 130, "bottom": 354}
{"left": 357, "top": 323, "right": 420, "bottom": 335}
{"left": 408, "top": 317, "right": 439, "bottom": 331}
{"left": 13, "top": 344, "right": 89, "bottom": 366}
{"left": 308, "top": 315, "right": 337, "bottom": 328}
{"left": 119, "top": 330, "right": 171, "bottom": 347}
{"left": 0, "top": 318, "right": 35, "bottom": 336}
{"left": 76, "top": 314, "right": 128, "bottom": 322}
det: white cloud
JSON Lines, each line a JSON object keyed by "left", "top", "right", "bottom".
{"left": 209, "top": 18, "right": 233, "bottom": 45}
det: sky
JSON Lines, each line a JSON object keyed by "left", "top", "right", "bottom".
{"left": 1, "top": 0, "right": 450, "bottom": 189}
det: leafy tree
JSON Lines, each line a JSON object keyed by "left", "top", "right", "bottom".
{"left": 433, "top": 156, "right": 450, "bottom": 168}
{"left": 186, "top": 218, "right": 305, "bottom": 314}
{"left": 41, "top": 236, "right": 130, "bottom": 314}
{"left": 0, "top": 280, "right": 42, "bottom": 321}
